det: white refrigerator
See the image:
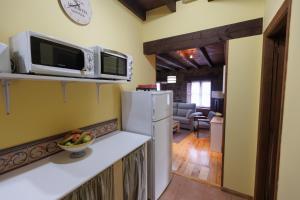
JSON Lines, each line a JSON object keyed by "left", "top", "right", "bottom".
{"left": 122, "top": 91, "right": 173, "bottom": 200}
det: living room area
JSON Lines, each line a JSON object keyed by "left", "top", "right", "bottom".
{"left": 156, "top": 43, "right": 226, "bottom": 186}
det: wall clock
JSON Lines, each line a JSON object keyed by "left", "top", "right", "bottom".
{"left": 59, "top": 0, "right": 92, "bottom": 25}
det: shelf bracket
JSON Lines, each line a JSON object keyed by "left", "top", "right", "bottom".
{"left": 96, "top": 83, "right": 101, "bottom": 104}
{"left": 2, "top": 80, "right": 11, "bottom": 115}
{"left": 61, "top": 81, "right": 67, "bottom": 103}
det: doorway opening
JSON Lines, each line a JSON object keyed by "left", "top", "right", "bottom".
{"left": 254, "top": 0, "right": 292, "bottom": 199}
{"left": 156, "top": 42, "right": 226, "bottom": 186}
{"left": 144, "top": 18, "right": 263, "bottom": 189}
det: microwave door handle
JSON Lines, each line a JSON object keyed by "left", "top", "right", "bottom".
{"left": 81, "top": 61, "right": 89, "bottom": 71}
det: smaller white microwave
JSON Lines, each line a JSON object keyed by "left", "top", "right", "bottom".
{"left": 10, "top": 31, "right": 95, "bottom": 78}
{"left": 91, "top": 46, "right": 133, "bottom": 81}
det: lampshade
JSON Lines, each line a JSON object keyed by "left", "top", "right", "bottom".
{"left": 212, "top": 91, "right": 224, "bottom": 99}
{"left": 167, "top": 76, "right": 176, "bottom": 83}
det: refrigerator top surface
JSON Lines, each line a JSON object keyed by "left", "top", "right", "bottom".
{"left": 124, "top": 90, "right": 173, "bottom": 95}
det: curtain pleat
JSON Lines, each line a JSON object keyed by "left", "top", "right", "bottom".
{"left": 123, "top": 145, "right": 146, "bottom": 200}
{"left": 61, "top": 166, "right": 114, "bottom": 200}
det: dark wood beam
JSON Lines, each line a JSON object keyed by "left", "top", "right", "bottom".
{"left": 166, "top": 52, "right": 191, "bottom": 68}
{"left": 168, "top": 52, "right": 198, "bottom": 69}
{"left": 166, "top": 52, "right": 190, "bottom": 69}
{"left": 181, "top": 56, "right": 200, "bottom": 69}
{"left": 164, "top": 0, "right": 176, "bottom": 12}
{"left": 118, "top": 0, "right": 146, "bottom": 21}
{"left": 156, "top": 67, "right": 163, "bottom": 71}
{"left": 156, "top": 63, "right": 176, "bottom": 71}
{"left": 144, "top": 18, "right": 263, "bottom": 55}
{"left": 157, "top": 55, "right": 186, "bottom": 70}
{"left": 199, "top": 47, "right": 214, "bottom": 67}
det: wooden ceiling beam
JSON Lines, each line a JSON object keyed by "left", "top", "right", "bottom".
{"left": 168, "top": 52, "right": 198, "bottom": 69}
{"left": 119, "top": 0, "right": 180, "bottom": 21}
{"left": 156, "top": 67, "right": 163, "bottom": 71}
{"left": 156, "top": 63, "right": 176, "bottom": 71}
{"left": 157, "top": 55, "right": 186, "bottom": 70}
{"left": 144, "top": 18, "right": 263, "bottom": 54}
{"left": 166, "top": 52, "right": 190, "bottom": 69}
{"left": 181, "top": 56, "right": 200, "bottom": 69}
{"left": 164, "top": 0, "right": 176, "bottom": 12}
{"left": 118, "top": 0, "right": 146, "bottom": 21}
{"left": 198, "top": 47, "right": 214, "bottom": 67}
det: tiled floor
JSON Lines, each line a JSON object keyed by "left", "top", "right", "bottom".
{"left": 172, "top": 130, "right": 222, "bottom": 186}
{"left": 160, "top": 174, "right": 246, "bottom": 200}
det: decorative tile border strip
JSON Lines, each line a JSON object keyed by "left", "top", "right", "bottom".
{"left": 0, "top": 119, "right": 118, "bottom": 175}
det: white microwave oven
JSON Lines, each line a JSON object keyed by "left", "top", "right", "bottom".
{"left": 10, "top": 31, "right": 95, "bottom": 78}
{"left": 91, "top": 46, "right": 133, "bottom": 81}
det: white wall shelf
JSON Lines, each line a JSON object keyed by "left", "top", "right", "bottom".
{"left": 0, "top": 73, "right": 127, "bottom": 83}
{"left": 0, "top": 73, "right": 127, "bottom": 115}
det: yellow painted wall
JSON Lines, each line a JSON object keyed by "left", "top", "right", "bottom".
{"left": 0, "top": 0, "right": 156, "bottom": 148}
{"left": 224, "top": 36, "right": 262, "bottom": 195}
{"left": 142, "top": 0, "right": 264, "bottom": 42}
{"left": 264, "top": 0, "right": 287, "bottom": 30}
{"left": 264, "top": 0, "right": 300, "bottom": 199}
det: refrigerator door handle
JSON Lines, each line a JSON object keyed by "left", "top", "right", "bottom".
{"left": 152, "top": 125, "right": 155, "bottom": 140}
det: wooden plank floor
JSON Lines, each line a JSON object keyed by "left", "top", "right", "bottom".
{"left": 160, "top": 174, "right": 246, "bottom": 200}
{"left": 172, "top": 130, "right": 222, "bottom": 186}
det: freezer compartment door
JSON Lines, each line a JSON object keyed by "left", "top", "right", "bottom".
{"left": 152, "top": 93, "right": 172, "bottom": 121}
{"left": 153, "top": 117, "right": 172, "bottom": 199}
{"left": 122, "top": 91, "right": 153, "bottom": 136}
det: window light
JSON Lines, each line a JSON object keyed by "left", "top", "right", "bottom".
{"left": 167, "top": 76, "right": 176, "bottom": 84}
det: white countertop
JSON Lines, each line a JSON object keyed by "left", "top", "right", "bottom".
{"left": 0, "top": 131, "right": 151, "bottom": 200}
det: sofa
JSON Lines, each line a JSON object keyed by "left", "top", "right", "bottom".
{"left": 173, "top": 103, "right": 198, "bottom": 130}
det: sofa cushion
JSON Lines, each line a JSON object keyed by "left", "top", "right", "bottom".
{"left": 173, "top": 116, "right": 190, "bottom": 124}
{"left": 178, "top": 103, "right": 196, "bottom": 112}
{"left": 173, "top": 103, "right": 178, "bottom": 116}
{"left": 185, "top": 109, "right": 193, "bottom": 118}
{"left": 177, "top": 109, "right": 188, "bottom": 117}
{"left": 190, "top": 112, "right": 203, "bottom": 118}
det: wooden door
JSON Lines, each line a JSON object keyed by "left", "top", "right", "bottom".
{"left": 254, "top": 1, "right": 292, "bottom": 199}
